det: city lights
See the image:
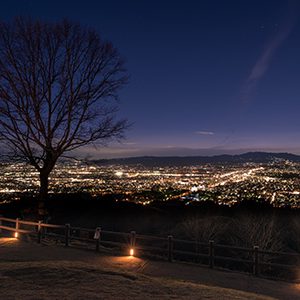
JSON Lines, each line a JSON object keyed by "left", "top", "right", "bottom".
{"left": 0, "top": 159, "right": 300, "bottom": 208}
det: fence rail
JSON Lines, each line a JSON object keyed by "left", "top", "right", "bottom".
{"left": 0, "top": 216, "right": 299, "bottom": 281}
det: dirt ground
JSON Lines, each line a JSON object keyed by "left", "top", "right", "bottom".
{"left": 0, "top": 237, "right": 299, "bottom": 299}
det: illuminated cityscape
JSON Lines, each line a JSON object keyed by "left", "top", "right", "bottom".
{"left": 1, "top": 158, "right": 300, "bottom": 208}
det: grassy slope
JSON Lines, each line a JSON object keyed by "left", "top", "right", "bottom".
{"left": 0, "top": 237, "right": 298, "bottom": 299}
{"left": 0, "top": 261, "right": 275, "bottom": 300}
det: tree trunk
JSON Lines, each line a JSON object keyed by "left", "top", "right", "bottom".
{"left": 38, "top": 171, "right": 50, "bottom": 219}
{"left": 39, "top": 172, "right": 49, "bottom": 200}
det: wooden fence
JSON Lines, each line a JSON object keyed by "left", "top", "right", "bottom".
{"left": 0, "top": 216, "right": 299, "bottom": 281}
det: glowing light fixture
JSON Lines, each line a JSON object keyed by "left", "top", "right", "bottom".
{"left": 14, "top": 232, "right": 18, "bottom": 238}
{"left": 129, "top": 248, "right": 134, "bottom": 256}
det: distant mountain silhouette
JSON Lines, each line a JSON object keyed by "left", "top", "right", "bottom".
{"left": 93, "top": 152, "right": 300, "bottom": 167}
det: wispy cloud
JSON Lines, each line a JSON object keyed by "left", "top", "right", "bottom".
{"left": 195, "top": 131, "right": 215, "bottom": 135}
{"left": 241, "top": 1, "right": 299, "bottom": 103}
{"left": 121, "top": 142, "right": 138, "bottom": 146}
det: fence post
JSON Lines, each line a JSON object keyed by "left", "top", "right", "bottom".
{"left": 37, "top": 221, "right": 42, "bottom": 244}
{"left": 43, "top": 218, "right": 48, "bottom": 236}
{"left": 209, "top": 240, "right": 214, "bottom": 268}
{"left": 253, "top": 246, "right": 259, "bottom": 276}
{"left": 15, "top": 218, "right": 19, "bottom": 238}
{"left": 65, "top": 224, "right": 70, "bottom": 247}
{"left": 130, "top": 231, "right": 136, "bottom": 248}
{"left": 195, "top": 240, "right": 201, "bottom": 263}
{"left": 168, "top": 235, "right": 174, "bottom": 262}
{"left": 95, "top": 227, "right": 101, "bottom": 252}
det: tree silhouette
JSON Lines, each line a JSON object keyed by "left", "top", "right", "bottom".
{"left": 0, "top": 18, "right": 128, "bottom": 213}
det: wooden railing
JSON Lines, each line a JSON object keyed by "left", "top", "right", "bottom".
{"left": 1, "top": 216, "right": 299, "bottom": 281}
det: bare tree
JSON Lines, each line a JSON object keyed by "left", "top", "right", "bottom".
{"left": 232, "top": 214, "right": 283, "bottom": 253}
{"left": 0, "top": 18, "right": 128, "bottom": 210}
{"left": 177, "top": 215, "right": 231, "bottom": 243}
{"left": 290, "top": 216, "right": 300, "bottom": 252}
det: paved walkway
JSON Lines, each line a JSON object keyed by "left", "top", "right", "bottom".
{"left": 0, "top": 237, "right": 299, "bottom": 299}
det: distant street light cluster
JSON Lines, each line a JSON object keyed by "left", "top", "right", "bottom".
{"left": 0, "top": 160, "right": 300, "bottom": 208}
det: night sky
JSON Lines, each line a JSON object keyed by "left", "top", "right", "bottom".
{"left": 1, "top": 0, "right": 300, "bottom": 158}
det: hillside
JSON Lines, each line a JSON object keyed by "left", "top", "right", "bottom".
{"left": 93, "top": 152, "right": 300, "bottom": 167}
{"left": 0, "top": 238, "right": 299, "bottom": 299}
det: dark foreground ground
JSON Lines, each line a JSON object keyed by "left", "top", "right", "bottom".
{"left": 0, "top": 237, "right": 299, "bottom": 299}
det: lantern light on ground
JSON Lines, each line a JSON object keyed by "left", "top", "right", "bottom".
{"left": 130, "top": 248, "right": 134, "bottom": 256}
{"left": 14, "top": 232, "right": 18, "bottom": 238}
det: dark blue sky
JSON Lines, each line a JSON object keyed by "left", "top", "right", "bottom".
{"left": 2, "top": 0, "right": 300, "bottom": 157}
